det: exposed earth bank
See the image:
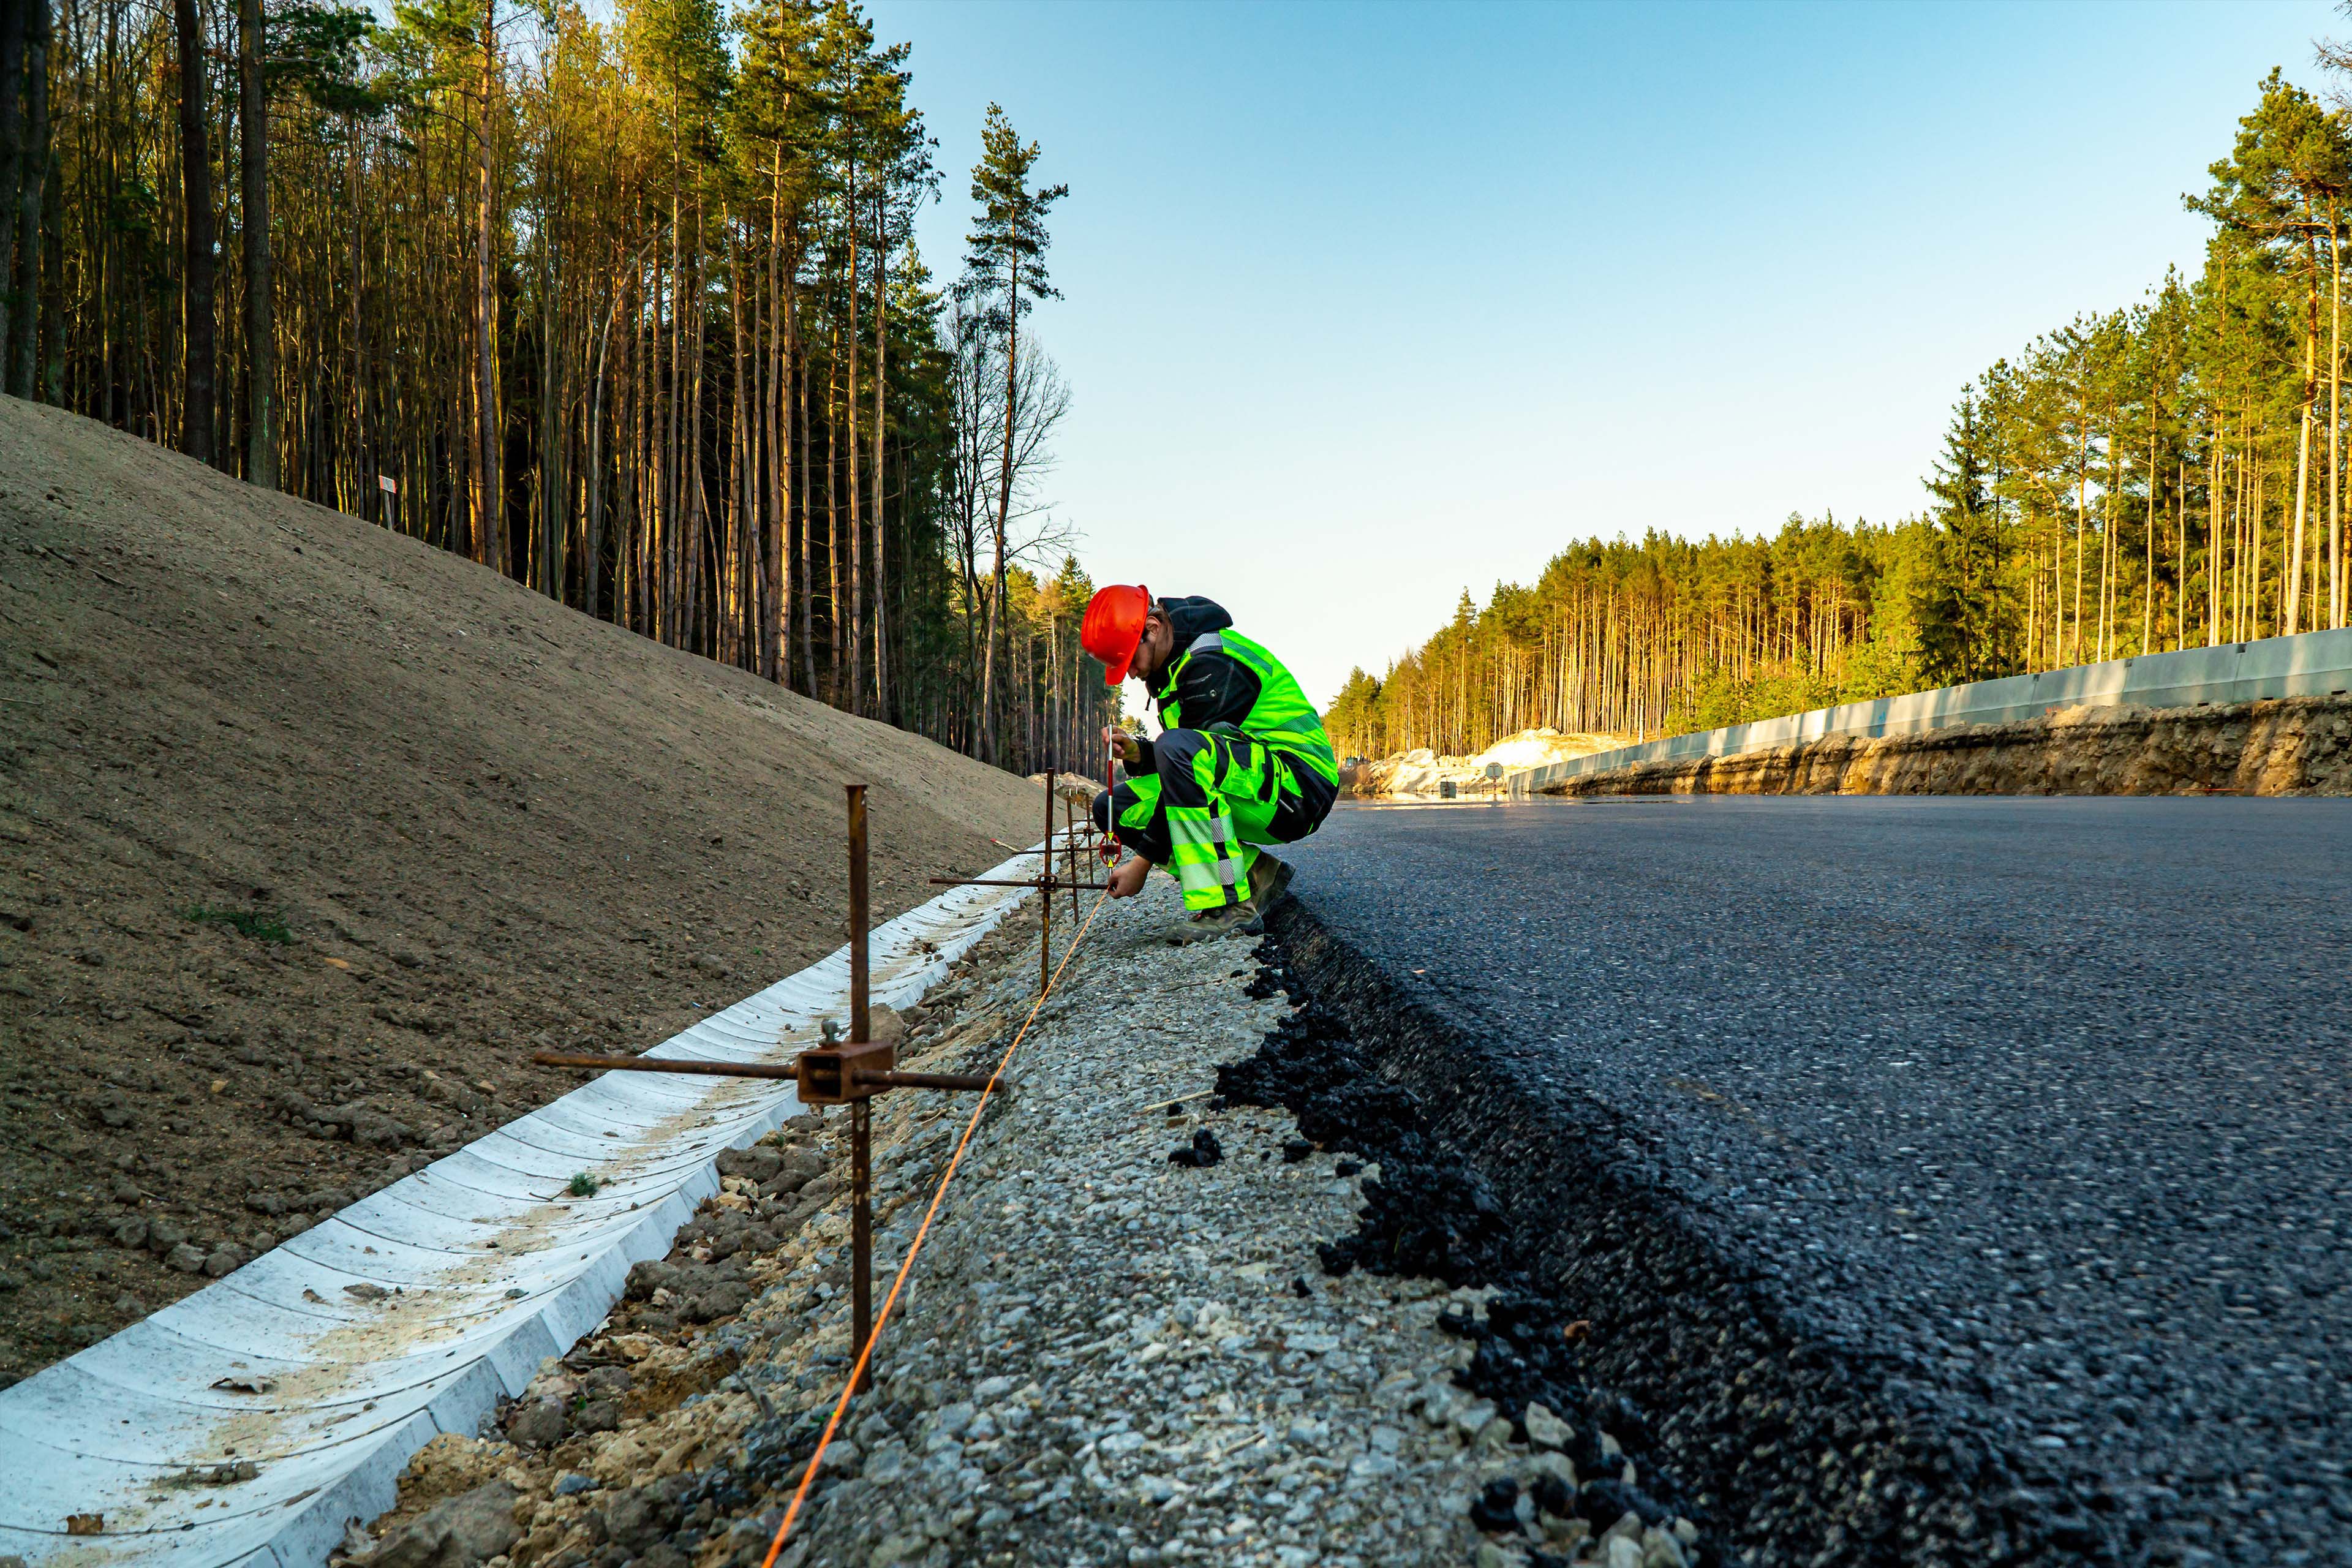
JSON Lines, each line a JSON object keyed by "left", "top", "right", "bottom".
{"left": 1539, "top": 695, "right": 2352, "bottom": 797}
{"left": 0, "top": 397, "right": 1042, "bottom": 1383}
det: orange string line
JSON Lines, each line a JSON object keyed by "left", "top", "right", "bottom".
{"left": 758, "top": 883, "right": 1115, "bottom": 1568}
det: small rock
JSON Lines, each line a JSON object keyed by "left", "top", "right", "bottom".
{"left": 503, "top": 1400, "right": 567, "bottom": 1448}
{"left": 1469, "top": 1478, "right": 1521, "bottom": 1532}
{"left": 1642, "top": 1526, "right": 1691, "bottom": 1568}
{"left": 344, "top": 1282, "right": 389, "bottom": 1302}
{"left": 573, "top": 1399, "right": 620, "bottom": 1434}
{"left": 552, "top": 1472, "right": 598, "bottom": 1498}
{"left": 1606, "top": 1536, "right": 1645, "bottom": 1568}
{"left": 1524, "top": 1400, "right": 1572, "bottom": 1449}
{"left": 1168, "top": 1129, "right": 1222, "bottom": 1168}
{"left": 165, "top": 1243, "right": 206, "bottom": 1274}
{"left": 1526, "top": 1450, "right": 1577, "bottom": 1491}
{"left": 203, "top": 1246, "right": 247, "bottom": 1278}
{"left": 1453, "top": 1398, "right": 1498, "bottom": 1436}
{"left": 361, "top": 1480, "right": 519, "bottom": 1568}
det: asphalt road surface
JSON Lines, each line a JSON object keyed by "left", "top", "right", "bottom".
{"left": 1286, "top": 794, "right": 2352, "bottom": 1565}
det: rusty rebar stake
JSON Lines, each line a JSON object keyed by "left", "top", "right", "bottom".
{"left": 845, "top": 785, "right": 873, "bottom": 1392}
{"left": 530, "top": 784, "right": 1016, "bottom": 1403}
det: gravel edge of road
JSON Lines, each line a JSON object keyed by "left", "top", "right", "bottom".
{"left": 1264, "top": 897, "right": 2113, "bottom": 1568}
{"left": 348, "top": 884, "right": 1727, "bottom": 1568}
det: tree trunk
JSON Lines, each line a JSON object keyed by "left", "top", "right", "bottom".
{"left": 871, "top": 189, "right": 888, "bottom": 722}
{"left": 474, "top": 0, "right": 501, "bottom": 568}
{"left": 10, "top": 0, "right": 47, "bottom": 399}
{"left": 2142, "top": 428, "right": 2155, "bottom": 652}
{"left": 237, "top": 0, "right": 274, "bottom": 485}
{"left": 981, "top": 246, "right": 1019, "bottom": 764}
{"left": 586, "top": 266, "right": 617, "bottom": 621}
{"left": 760, "top": 159, "right": 783, "bottom": 685}
{"left": 2332, "top": 206, "right": 2344, "bottom": 631}
{"left": 0, "top": 0, "right": 24, "bottom": 379}
{"left": 794, "top": 266, "right": 815, "bottom": 694}
{"left": 826, "top": 314, "right": 842, "bottom": 699}
{"left": 2290, "top": 326, "right": 2313, "bottom": 636}
{"left": 844, "top": 160, "right": 863, "bottom": 716}
{"left": 173, "top": 0, "right": 213, "bottom": 458}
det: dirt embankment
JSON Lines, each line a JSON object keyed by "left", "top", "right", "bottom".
{"left": 1539, "top": 696, "right": 2352, "bottom": 797}
{"left": 0, "top": 396, "right": 1042, "bottom": 1383}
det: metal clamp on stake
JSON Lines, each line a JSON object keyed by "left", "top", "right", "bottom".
{"left": 535, "top": 782, "right": 1005, "bottom": 1396}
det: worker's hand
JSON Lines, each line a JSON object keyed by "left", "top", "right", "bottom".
{"left": 1106, "top": 854, "right": 1152, "bottom": 899}
{"left": 1103, "top": 726, "right": 1143, "bottom": 770}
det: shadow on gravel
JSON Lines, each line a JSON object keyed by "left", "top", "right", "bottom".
{"left": 1234, "top": 903, "right": 2116, "bottom": 1568}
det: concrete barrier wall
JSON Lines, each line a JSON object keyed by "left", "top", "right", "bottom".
{"left": 1510, "top": 627, "right": 2352, "bottom": 793}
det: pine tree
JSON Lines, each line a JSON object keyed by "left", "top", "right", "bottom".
{"left": 1915, "top": 389, "right": 2021, "bottom": 684}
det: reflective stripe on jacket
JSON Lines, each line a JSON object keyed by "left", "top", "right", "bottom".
{"left": 1157, "top": 627, "right": 1340, "bottom": 788}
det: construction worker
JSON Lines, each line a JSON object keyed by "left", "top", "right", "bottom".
{"left": 1078, "top": 587, "right": 1339, "bottom": 935}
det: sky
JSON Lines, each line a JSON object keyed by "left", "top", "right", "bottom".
{"left": 867, "top": 0, "right": 2344, "bottom": 710}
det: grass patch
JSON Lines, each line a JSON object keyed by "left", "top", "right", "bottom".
{"left": 184, "top": 904, "right": 292, "bottom": 944}
{"left": 567, "top": 1171, "right": 601, "bottom": 1197}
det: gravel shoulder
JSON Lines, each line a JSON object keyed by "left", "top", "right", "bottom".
{"left": 350, "top": 878, "right": 1709, "bottom": 1568}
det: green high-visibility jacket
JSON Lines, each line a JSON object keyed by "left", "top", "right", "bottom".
{"left": 1137, "top": 596, "right": 1339, "bottom": 788}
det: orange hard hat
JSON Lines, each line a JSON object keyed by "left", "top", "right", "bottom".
{"left": 1081, "top": 584, "right": 1152, "bottom": 685}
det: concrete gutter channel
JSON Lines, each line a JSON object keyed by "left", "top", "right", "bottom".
{"left": 1263, "top": 898, "right": 2106, "bottom": 1568}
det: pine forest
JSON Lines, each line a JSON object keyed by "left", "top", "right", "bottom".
{"left": 1325, "top": 68, "right": 2352, "bottom": 762}
{"left": 5, "top": 0, "right": 1116, "bottom": 777}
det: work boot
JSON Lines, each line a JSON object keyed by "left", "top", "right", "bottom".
{"left": 1247, "top": 854, "right": 1294, "bottom": 914}
{"left": 1164, "top": 900, "right": 1261, "bottom": 944}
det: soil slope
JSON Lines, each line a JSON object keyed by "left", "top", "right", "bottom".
{"left": 0, "top": 396, "right": 1041, "bottom": 1382}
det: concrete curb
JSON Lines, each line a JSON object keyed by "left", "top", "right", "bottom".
{"left": 0, "top": 849, "right": 1046, "bottom": 1568}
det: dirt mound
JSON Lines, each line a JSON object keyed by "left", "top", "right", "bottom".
{"left": 0, "top": 396, "right": 1041, "bottom": 1383}
{"left": 1344, "top": 728, "right": 1634, "bottom": 796}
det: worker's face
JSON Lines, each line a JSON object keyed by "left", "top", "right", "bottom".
{"left": 1129, "top": 610, "right": 1175, "bottom": 682}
